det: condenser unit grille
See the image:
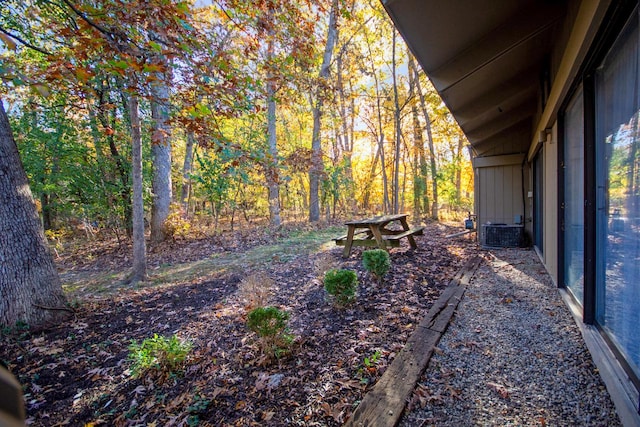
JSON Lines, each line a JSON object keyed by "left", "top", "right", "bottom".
{"left": 481, "top": 224, "right": 524, "bottom": 248}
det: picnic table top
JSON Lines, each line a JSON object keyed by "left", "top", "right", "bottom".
{"left": 344, "top": 213, "right": 408, "bottom": 226}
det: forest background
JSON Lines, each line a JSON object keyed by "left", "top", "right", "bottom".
{"left": 0, "top": 2, "right": 478, "bottom": 423}
{"left": 0, "top": 0, "right": 473, "bottom": 282}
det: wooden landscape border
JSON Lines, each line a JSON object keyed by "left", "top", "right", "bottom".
{"left": 345, "top": 255, "right": 482, "bottom": 427}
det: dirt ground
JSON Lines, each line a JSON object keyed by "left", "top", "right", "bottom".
{"left": 1, "top": 221, "right": 477, "bottom": 426}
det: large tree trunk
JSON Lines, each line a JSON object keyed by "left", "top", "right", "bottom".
{"left": 129, "top": 95, "right": 147, "bottom": 283}
{"left": 0, "top": 100, "right": 70, "bottom": 328}
{"left": 309, "top": 0, "right": 338, "bottom": 222}
{"left": 150, "top": 83, "right": 172, "bottom": 243}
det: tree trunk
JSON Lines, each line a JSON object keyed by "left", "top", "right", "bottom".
{"left": 336, "top": 49, "right": 356, "bottom": 210}
{"left": 409, "top": 55, "right": 439, "bottom": 220}
{"left": 309, "top": 0, "right": 339, "bottom": 222}
{"left": 455, "top": 133, "right": 464, "bottom": 205}
{"left": 266, "top": 79, "right": 281, "bottom": 227}
{"left": 0, "top": 100, "right": 70, "bottom": 328}
{"left": 181, "top": 131, "right": 195, "bottom": 211}
{"left": 150, "top": 83, "right": 172, "bottom": 243}
{"left": 391, "top": 31, "right": 402, "bottom": 214}
{"left": 308, "top": 104, "right": 322, "bottom": 222}
{"left": 129, "top": 95, "right": 147, "bottom": 283}
{"left": 109, "top": 80, "right": 134, "bottom": 234}
{"left": 365, "top": 35, "right": 390, "bottom": 213}
{"left": 408, "top": 57, "right": 429, "bottom": 219}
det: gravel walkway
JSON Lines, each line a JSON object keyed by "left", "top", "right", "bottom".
{"left": 400, "top": 248, "right": 621, "bottom": 426}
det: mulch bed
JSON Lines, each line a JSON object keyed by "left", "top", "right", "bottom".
{"left": 1, "top": 222, "right": 477, "bottom": 426}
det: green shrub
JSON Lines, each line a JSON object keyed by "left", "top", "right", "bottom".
{"left": 324, "top": 269, "right": 358, "bottom": 306}
{"left": 163, "top": 203, "right": 191, "bottom": 239}
{"left": 247, "top": 306, "right": 294, "bottom": 359}
{"left": 128, "top": 333, "right": 192, "bottom": 377}
{"left": 362, "top": 249, "right": 390, "bottom": 284}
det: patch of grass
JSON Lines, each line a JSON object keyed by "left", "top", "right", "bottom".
{"left": 62, "top": 226, "right": 344, "bottom": 298}
{"left": 128, "top": 333, "right": 192, "bottom": 378}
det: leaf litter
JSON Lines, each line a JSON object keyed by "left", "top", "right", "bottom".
{"left": 1, "top": 221, "right": 477, "bottom": 426}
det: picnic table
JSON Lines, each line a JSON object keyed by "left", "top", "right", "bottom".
{"left": 333, "top": 213, "right": 424, "bottom": 258}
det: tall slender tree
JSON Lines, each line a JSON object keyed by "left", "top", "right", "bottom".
{"left": 128, "top": 94, "right": 147, "bottom": 283}
{"left": 181, "top": 131, "right": 196, "bottom": 210}
{"left": 309, "top": 0, "right": 339, "bottom": 222}
{"left": 408, "top": 53, "right": 429, "bottom": 218}
{"left": 409, "top": 55, "right": 439, "bottom": 220}
{"left": 391, "top": 29, "right": 402, "bottom": 214}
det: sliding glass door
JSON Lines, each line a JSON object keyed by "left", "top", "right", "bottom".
{"left": 533, "top": 151, "right": 544, "bottom": 253}
{"left": 595, "top": 10, "right": 640, "bottom": 379}
{"left": 564, "top": 88, "right": 585, "bottom": 304}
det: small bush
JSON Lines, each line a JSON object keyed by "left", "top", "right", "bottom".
{"left": 362, "top": 249, "right": 390, "bottom": 284}
{"left": 247, "top": 306, "right": 294, "bottom": 359}
{"left": 324, "top": 269, "right": 358, "bottom": 306}
{"left": 238, "top": 272, "right": 273, "bottom": 309}
{"left": 163, "top": 203, "right": 191, "bottom": 239}
{"left": 128, "top": 333, "right": 192, "bottom": 377}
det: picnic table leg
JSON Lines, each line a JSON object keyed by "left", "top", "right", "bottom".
{"left": 369, "top": 225, "right": 387, "bottom": 250}
{"left": 343, "top": 225, "right": 356, "bottom": 258}
{"left": 399, "top": 217, "right": 418, "bottom": 249}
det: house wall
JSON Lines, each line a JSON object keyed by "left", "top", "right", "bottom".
{"left": 543, "top": 123, "right": 559, "bottom": 284}
{"left": 473, "top": 154, "right": 527, "bottom": 233}
{"left": 529, "top": 2, "right": 640, "bottom": 424}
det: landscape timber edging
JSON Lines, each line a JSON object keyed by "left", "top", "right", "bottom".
{"left": 344, "top": 255, "right": 482, "bottom": 427}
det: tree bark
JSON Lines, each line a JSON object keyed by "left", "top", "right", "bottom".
{"left": 266, "top": 78, "right": 281, "bottom": 227}
{"left": 129, "top": 95, "right": 147, "bottom": 283}
{"left": 0, "top": 99, "right": 70, "bottom": 328}
{"left": 150, "top": 82, "right": 172, "bottom": 243}
{"left": 309, "top": 0, "right": 339, "bottom": 222}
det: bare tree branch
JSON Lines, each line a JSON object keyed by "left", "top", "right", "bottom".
{"left": 0, "top": 27, "right": 52, "bottom": 56}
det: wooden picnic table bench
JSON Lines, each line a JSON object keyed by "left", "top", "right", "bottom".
{"left": 333, "top": 214, "right": 424, "bottom": 258}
